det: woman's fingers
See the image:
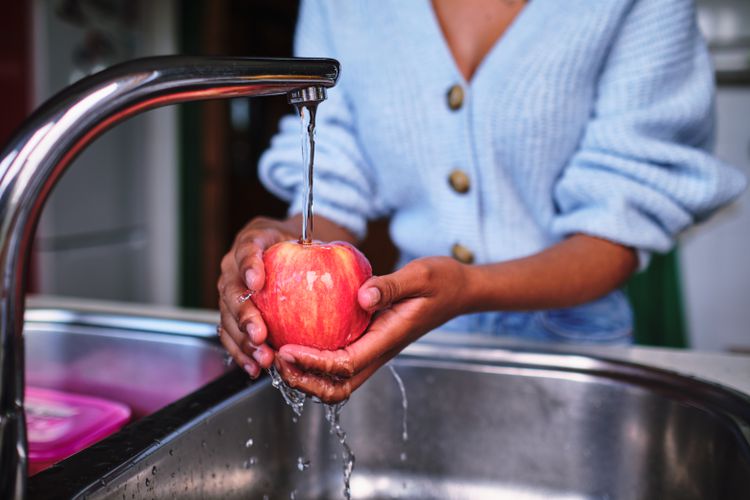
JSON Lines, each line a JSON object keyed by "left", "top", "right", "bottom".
{"left": 219, "top": 256, "right": 268, "bottom": 345}
{"left": 233, "top": 224, "right": 287, "bottom": 291}
{"left": 219, "top": 303, "right": 275, "bottom": 373}
{"left": 276, "top": 261, "right": 438, "bottom": 377}
{"left": 276, "top": 356, "right": 385, "bottom": 404}
{"left": 217, "top": 325, "right": 259, "bottom": 378}
{"left": 235, "top": 244, "right": 266, "bottom": 292}
{"left": 277, "top": 345, "right": 355, "bottom": 378}
{"left": 219, "top": 303, "right": 255, "bottom": 357}
{"left": 252, "top": 343, "right": 275, "bottom": 369}
{"left": 358, "top": 259, "right": 435, "bottom": 311}
{"left": 278, "top": 306, "right": 413, "bottom": 379}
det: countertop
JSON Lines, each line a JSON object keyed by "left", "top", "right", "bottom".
{"left": 26, "top": 295, "right": 750, "bottom": 398}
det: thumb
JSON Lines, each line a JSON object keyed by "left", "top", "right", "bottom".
{"left": 358, "top": 263, "right": 428, "bottom": 311}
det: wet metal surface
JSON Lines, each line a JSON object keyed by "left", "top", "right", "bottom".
{"left": 28, "top": 323, "right": 750, "bottom": 499}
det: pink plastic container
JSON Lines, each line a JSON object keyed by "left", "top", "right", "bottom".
{"left": 25, "top": 387, "right": 131, "bottom": 475}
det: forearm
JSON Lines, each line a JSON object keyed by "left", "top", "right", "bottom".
{"left": 464, "top": 234, "right": 638, "bottom": 312}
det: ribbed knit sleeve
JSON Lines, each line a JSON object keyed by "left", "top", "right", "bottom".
{"left": 550, "top": 0, "right": 746, "bottom": 267}
{"left": 258, "top": 0, "right": 385, "bottom": 240}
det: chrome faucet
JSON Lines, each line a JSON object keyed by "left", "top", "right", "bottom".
{"left": 0, "top": 55, "right": 339, "bottom": 499}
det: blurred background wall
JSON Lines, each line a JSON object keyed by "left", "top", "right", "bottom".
{"left": 0, "top": 0, "right": 748, "bottom": 352}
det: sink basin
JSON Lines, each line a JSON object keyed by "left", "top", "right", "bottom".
{"left": 25, "top": 307, "right": 230, "bottom": 419}
{"left": 27, "top": 317, "right": 750, "bottom": 499}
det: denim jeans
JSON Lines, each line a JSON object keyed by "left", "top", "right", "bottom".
{"left": 440, "top": 289, "right": 634, "bottom": 345}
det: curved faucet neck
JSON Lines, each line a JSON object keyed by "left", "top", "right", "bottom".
{"left": 0, "top": 55, "right": 338, "bottom": 499}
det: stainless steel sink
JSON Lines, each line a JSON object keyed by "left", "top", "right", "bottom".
{"left": 27, "top": 316, "right": 750, "bottom": 500}
{"left": 25, "top": 307, "right": 230, "bottom": 419}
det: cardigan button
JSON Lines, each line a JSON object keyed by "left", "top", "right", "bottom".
{"left": 447, "top": 84, "right": 464, "bottom": 111}
{"left": 448, "top": 169, "right": 470, "bottom": 194}
{"left": 451, "top": 243, "right": 475, "bottom": 264}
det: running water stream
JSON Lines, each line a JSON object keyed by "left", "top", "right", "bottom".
{"left": 267, "top": 366, "right": 356, "bottom": 499}
{"left": 296, "top": 103, "right": 317, "bottom": 244}
{"left": 388, "top": 363, "right": 409, "bottom": 461}
{"left": 324, "top": 401, "right": 356, "bottom": 500}
{"left": 256, "top": 101, "right": 409, "bottom": 500}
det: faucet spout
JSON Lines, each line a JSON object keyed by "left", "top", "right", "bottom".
{"left": 0, "top": 55, "right": 339, "bottom": 499}
{"left": 287, "top": 85, "right": 328, "bottom": 105}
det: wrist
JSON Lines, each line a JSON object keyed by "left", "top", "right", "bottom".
{"left": 447, "top": 259, "right": 498, "bottom": 317}
{"left": 460, "top": 262, "right": 507, "bottom": 315}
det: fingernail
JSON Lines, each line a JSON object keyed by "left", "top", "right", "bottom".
{"left": 364, "top": 287, "right": 380, "bottom": 308}
{"left": 252, "top": 349, "right": 265, "bottom": 364}
{"left": 243, "top": 363, "right": 259, "bottom": 378}
{"left": 246, "top": 322, "right": 259, "bottom": 342}
{"left": 245, "top": 269, "right": 258, "bottom": 289}
{"left": 278, "top": 351, "right": 295, "bottom": 364}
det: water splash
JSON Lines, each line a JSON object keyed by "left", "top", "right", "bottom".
{"left": 245, "top": 438, "right": 254, "bottom": 448}
{"left": 324, "top": 402, "right": 355, "bottom": 500}
{"left": 266, "top": 366, "right": 357, "bottom": 499}
{"left": 267, "top": 365, "right": 307, "bottom": 417}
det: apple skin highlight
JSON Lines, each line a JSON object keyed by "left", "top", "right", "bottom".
{"left": 253, "top": 240, "right": 373, "bottom": 350}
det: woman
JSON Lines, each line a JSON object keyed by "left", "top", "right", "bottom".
{"left": 217, "top": 0, "right": 745, "bottom": 402}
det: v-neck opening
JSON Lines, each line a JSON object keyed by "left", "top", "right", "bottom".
{"left": 423, "top": 0, "right": 534, "bottom": 87}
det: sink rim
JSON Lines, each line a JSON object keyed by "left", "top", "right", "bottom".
{"left": 25, "top": 308, "right": 750, "bottom": 498}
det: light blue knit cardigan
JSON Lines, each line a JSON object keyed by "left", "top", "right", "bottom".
{"left": 258, "top": 0, "right": 746, "bottom": 341}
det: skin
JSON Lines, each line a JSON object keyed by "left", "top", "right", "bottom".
{"left": 218, "top": 0, "right": 638, "bottom": 402}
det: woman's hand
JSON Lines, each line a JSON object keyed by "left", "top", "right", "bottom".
{"left": 272, "top": 234, "right": 638, "bottom": 403}
{"left": 217, "top": 217, "right": 297, "bottom": 378}
{"left": 275, "top": 256, "right": 472, "bottom": 403}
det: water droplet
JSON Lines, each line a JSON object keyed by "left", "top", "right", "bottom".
{"left": 292, "top": 416, "right": 298, "bottom": 424}
{"left": 245, "top": 438, "right": 254, "bottom": 448}
{"left": 217, "top": 428, "right": 224, "bottom": 436}
{"left": 296, "top": 457, "right": 310, "bottom": 471}
{"left": 152, "top": 466, "right": 157, "bottom": 475}
{"left": 145, "top": 478, "right": 151, "bottom": 487}
{"left": 400, "top": 452, "right": 407, "bottom": 462}
{"left": 247, "top": 417, "right": 253, "bottom": 424}
{"left": 201, "top": 440, "right": 207, "bottom": 448}
{"left": 290, "top": 490, "right": 298, "bottom": 500}
{"left": 168, "top": 449, "right": 174, "bottom": 456}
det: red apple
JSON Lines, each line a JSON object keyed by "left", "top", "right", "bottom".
{"left": 252, "top": 240, "right": 373, "bottom": 350}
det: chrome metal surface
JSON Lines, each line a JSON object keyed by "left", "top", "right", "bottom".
{"left": 29, "top": 339, "right": 750, "bottom": 499}
{"left": 25, "top": 309, "right": 229, "bottom": 418}
{"left": 0, "top": 55, "right": 339, "bottom": 498}
{"left": 288, "top": 85, "right": 328, "bottom": 105}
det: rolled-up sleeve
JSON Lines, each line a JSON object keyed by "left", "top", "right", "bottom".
{"left": 258, "top": 0, "right": 385, "bottom": 240}
{"left": 551, "top": 0, "right": 746, "bottom": 268}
